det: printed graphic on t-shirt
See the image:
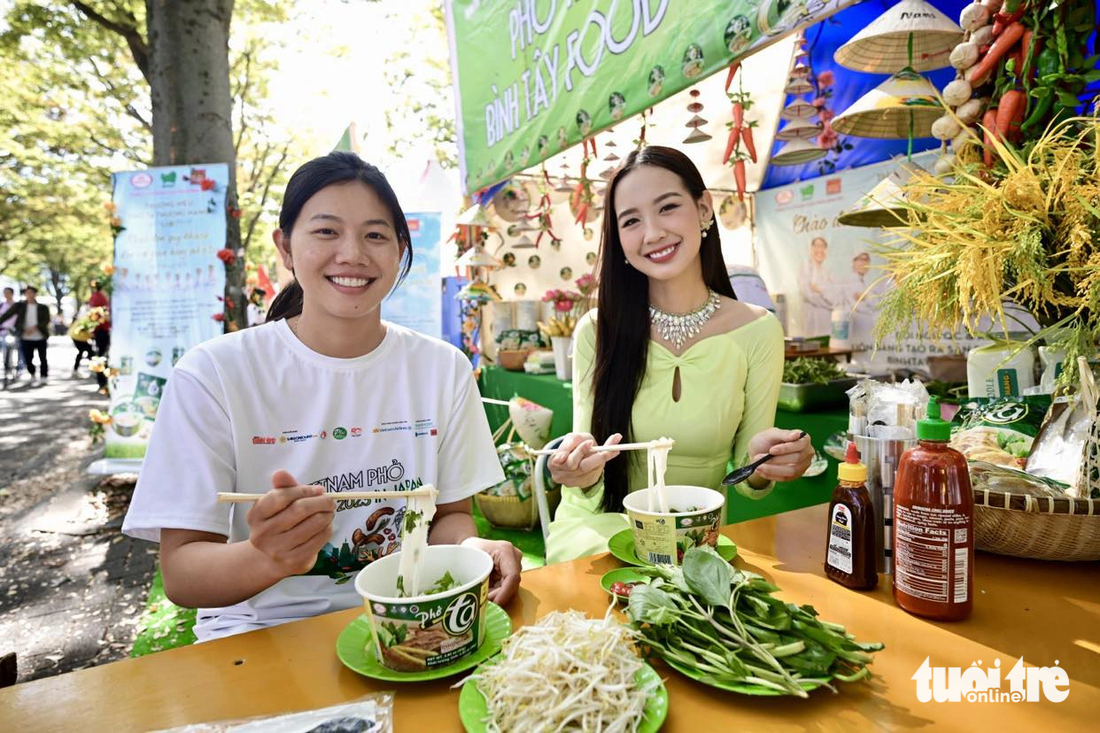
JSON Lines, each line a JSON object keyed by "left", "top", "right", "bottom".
{"left": 304, "top": 457, "right": 425, "bottom": 584}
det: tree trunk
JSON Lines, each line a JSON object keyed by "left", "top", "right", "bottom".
{"left": 146, "top": 0, "right": 244, "bottom": 332}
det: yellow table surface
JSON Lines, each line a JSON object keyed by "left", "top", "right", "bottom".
{"left": 2, "top": 505, "right": 1097, "bottom": 731}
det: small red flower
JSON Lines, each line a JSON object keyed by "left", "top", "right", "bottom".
{"left": 216, "top": 248, "right": 236, "bottom": 266}
{"left": 817, "top": 71, "right": 835, "bottom": 87}
{"left": 212, "top": 313, "right": 225, "bottom": 322}
{"left": 201, "top": 179, "right": 215, "bottom": 191}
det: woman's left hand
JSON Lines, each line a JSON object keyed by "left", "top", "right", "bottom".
{"left": 747, "top": 429, "right": 814, "bottom": 482}
{"left": 461, "top": 537, "right": 523, "bottom": 604}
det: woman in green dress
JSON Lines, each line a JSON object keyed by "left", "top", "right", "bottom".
{"left": 546, "top": 146, "right": 813, "bottom": 564}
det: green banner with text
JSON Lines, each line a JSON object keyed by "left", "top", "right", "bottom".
{"left": 445, "top": 0, "right": 854, "bottom": 192}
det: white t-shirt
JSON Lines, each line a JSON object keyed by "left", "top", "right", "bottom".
{"left": 123, "top": 319, "right": 503, "bottom": 641}
{"left": 23, "top": 303, "right": 42, "bottom": 339}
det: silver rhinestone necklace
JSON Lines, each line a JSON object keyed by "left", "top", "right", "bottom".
{"left": 649, "top": 290, "right": 721, "bottom": 350}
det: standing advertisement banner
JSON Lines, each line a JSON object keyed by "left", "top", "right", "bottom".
{"left": 445, "top": 0, "right": 856, "bottom": 192}
{"left": 386, "top": 212, "right": 443, "bottom": 339}
{"left": 754, "top": 153, "right": 1003, "bottom": 373}
{"left": 104, "top": 164, "right": 229, "bottom": 464}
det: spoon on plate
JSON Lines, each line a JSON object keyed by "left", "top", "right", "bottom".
{"left": 721, "top": 431, "right": 807, "bottom": 486}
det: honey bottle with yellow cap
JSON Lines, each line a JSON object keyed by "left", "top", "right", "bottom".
{"left": 824, "top": 442, "right": 878, "bottom": 590}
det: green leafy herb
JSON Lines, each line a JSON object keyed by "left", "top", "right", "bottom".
{"left": 376, "top": 621, "right": 407, "bottom": 648}
{"left": 427, "top": 571, "right": 458, "bottom": 594}
{"left": 626, "top": 546, "right": 884, "bottom": 697}
{"left": 782, "top": 357, "right": 847, "bottom": 386}
{"left": 404, "top": 509, "right": 422, "bottom": 535}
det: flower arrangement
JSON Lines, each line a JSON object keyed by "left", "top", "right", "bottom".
{"left": 539, "top": 280, "right": 594, "bottom": 340}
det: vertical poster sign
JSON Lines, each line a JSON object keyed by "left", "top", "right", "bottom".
{"left": 386, "top": 212, "right": 443, "bottom": 339}
{"left": 105, "top": 163, "right": 228, "bottom": 461}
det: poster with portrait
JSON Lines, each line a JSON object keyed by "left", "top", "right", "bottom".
{"left": 754, "top": 154, "right": 1032, "bottom": 372}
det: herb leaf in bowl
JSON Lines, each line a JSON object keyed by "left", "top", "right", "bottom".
{"left": 782, "top": 357, "right": 848, "bottom": 386}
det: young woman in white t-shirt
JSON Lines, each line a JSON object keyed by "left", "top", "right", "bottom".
{"left": 124, "top": 152, "right": 522, "bottom": 641}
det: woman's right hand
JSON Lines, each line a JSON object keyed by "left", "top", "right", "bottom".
{"left": 247, "top": 469, "right": 336, "bottom": 578}
{"left": 548, "top": 432, "right": 623, "bottom": 489}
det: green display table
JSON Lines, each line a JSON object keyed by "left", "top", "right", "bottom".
{"left": 476, "top": 365, "right": 847, "bottom": 525}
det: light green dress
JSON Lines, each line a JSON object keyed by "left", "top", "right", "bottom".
{"left": 545, "top": 308, "right": 785, "bottom": 564}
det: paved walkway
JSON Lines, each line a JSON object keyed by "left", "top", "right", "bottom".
{"left": 0, "top": 338, "right": 156, "bottom": 684}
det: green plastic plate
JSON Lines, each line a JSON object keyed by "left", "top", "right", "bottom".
{"left": 608, "top": 528, "right": 737, "bottom": 567}
{"left": 600, "top": 568, "right": 651, "bottom": 603}
{"left": 335, "top": 602, "right": 511, "bottom": 682}
{"left": 458, "top": 661, "right": 668, "bottom": 732}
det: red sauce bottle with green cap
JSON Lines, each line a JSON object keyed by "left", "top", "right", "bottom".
{"left": 893, "top": 398, "right": 974, "bottom": 620}
{"left": 824, "top": 442, "right": 877, "bottom": 590}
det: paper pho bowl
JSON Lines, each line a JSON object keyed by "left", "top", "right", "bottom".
{"left": 354, "top": 544, "right": 492, "bottom": 673}
{"left": 622, "top": 486, "right": 725, "bottom": 566}
{"left": 110, "top": 409, "right": 143, "bottom": 438}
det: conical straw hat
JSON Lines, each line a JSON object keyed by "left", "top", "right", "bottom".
{"left": 780, "top": 99, "right": 817, "bottom": 121}
{"left": 456, "top": 203, "right": 493, "bottom": 227}
{"left": 838, "top": 159, "right": 928, "bottom": 227}
{"left": 775, "top": 118, "right": 823, "bottom": 142}
{"left": 835, "top": 0, "right": 963, "bottom": 73}
{"left": 455, "top": 245, "right": 500, "bottom": 268}
{"left": 770, "top": 138, "right": 827, "bottom": 166}
{"left": 830, "top": 69, "right": 941, "bottom": 139}
{"left": 784, "top": 76, "right": 815, "bottom": 95}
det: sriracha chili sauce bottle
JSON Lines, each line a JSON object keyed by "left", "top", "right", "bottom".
{"left": 892, "top": 398, "right": 974, "bottom": 621}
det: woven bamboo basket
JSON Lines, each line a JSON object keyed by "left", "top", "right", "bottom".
{"left": 974, "top": 488, "right": 1100, "bottom": 561}
{"left": 476, "top": 485, "right": 562, "bottom": 531}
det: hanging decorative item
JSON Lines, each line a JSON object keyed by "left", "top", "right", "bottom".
{"left": 722, "top": 65, "right": 757, "bottom": 202}
{"left": 780, "top": 99, "right": 818, "bottom": 120}
{"left": 784, "top": 76, "right": 815, "bottom": 95}
{"left": 569, "top": 139, "right": 600, "bottom": 237}
{"left": 490, "top": 181, "right": 531, "bottom": 223}
{"left": 830, "top": 69, "right": 942, "bottom": 139}
{"left": 719, "top": 195, "right": 749, "bottom": 230}
{"left": 774, "top": 118, "right": 824, "bottom": 142}
{"left": 770, "top": 138, "right": 828, "bottom": 166}
{"left": 789, "top": 61, "right": 811, "bottom": 79}
{"left": 834, "top": 0, "right": 964, "bottom": 74}
{"left": 837, "top": 158, "right": 929, "bottom": 228}
{"left": 682, "top": 90, "right": 711, "bottom": 144}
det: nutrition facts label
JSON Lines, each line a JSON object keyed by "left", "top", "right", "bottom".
{"left": 895, "top": 504, "right": 969, "bottom": 603}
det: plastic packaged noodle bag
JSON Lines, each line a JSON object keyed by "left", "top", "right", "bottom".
{"left": 950, "top": 395, "right": 1051, "bottom": 469}
{"left": 1028, "top": 358, "right": 1100, "bottom": 497}
{"left": 968, "top": 461, "right": 1070, "bottom": 498}
{"left": 508, "top": 396, "right": 553, "bottom": 449}
{"left": 157, "top": 694, "right": 394, "bottom": 732}
{"left": 485, "top": 443, "right": 534, "bottom": 500}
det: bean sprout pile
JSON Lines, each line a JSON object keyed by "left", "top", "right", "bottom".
{"left": 460, "top": 608, "right": 659, "bottom": 732}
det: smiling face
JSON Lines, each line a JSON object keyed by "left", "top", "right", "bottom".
{"left": 274, "top": 181, "right": 404, "bottom": 326}
{"left": 810, "top": 237, "right": 828, "bottom": 264}
{"left": 613, "top": 165, "right": 712, "bottom": 283}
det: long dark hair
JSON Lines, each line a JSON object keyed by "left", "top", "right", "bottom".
{"left": 267, "top": 152, "right": 413, "bottom": 321}
{"left": 591, "top": 145, "right": 736, "bottom": 512}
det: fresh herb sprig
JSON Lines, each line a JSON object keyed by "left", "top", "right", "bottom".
{"left": 627, "top": 546, "right": 883, "bottom": 697}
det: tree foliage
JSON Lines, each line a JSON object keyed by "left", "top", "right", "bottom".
{"left": 0, "top": 0, "right": 302, "bottom": 317}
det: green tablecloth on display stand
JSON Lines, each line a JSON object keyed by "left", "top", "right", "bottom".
{"left": 476, "top": 365, "right": 848, "bottom": 525}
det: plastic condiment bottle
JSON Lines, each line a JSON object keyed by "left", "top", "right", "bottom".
{"left": 824, "top": 443, "right": 877, "bottom": 590}
{"left": 892, "top": 398, "right": 974, "bottom": 620}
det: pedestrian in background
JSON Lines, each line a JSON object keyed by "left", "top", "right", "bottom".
{"left": 7, "top": 286, "right": 51, "bottom": 385}
{"left": 88, "top": 280, "right": 111, "bottom": 394}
